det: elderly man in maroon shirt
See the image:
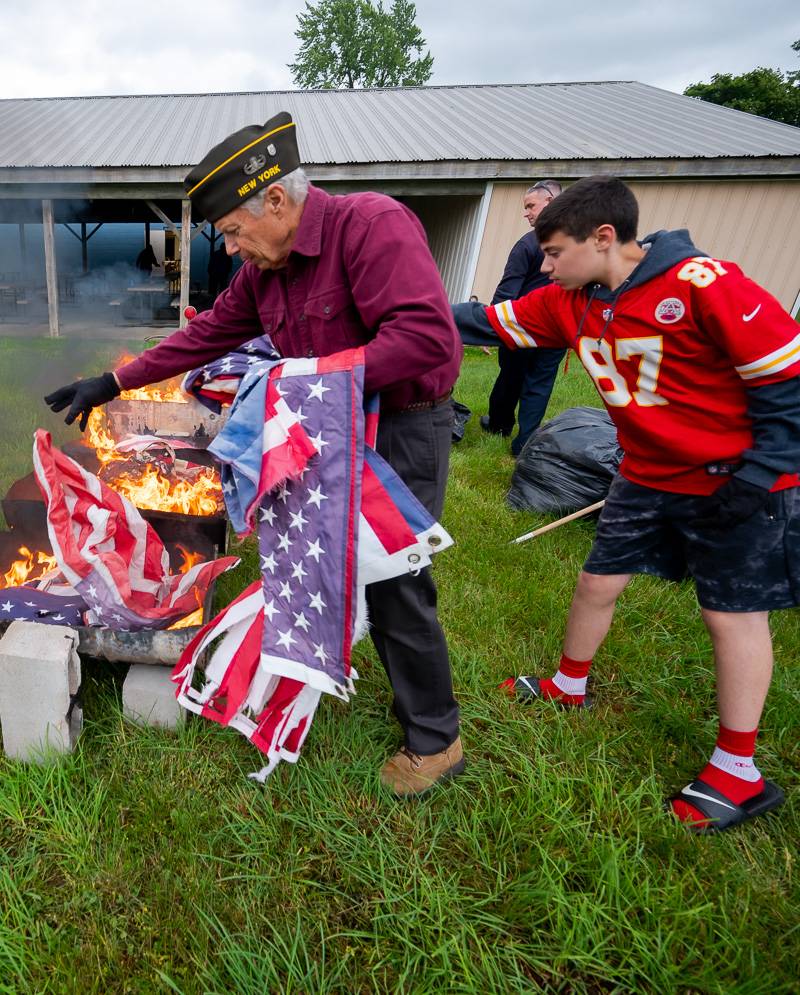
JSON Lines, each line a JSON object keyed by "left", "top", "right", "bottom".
{"left": 45, "top": 112, "right": 464, "bottom": 796}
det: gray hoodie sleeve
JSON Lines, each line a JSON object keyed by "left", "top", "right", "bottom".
{"left": 735, "top": 377, "right": 800, "bottom": 489}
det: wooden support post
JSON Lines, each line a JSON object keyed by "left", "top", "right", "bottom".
{"left": 81, "top": 222, "right": 88, "bottom": 273}
{"left": 18, "top": 224, "right": 27, "bottom": 270}
{"left": 42, "top": 200, "right": 60, "bottom": 339}
{"left": 179, "top": 198, "right": 191, "bottom": 328}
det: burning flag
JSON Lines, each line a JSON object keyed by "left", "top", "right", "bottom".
{"left": 172, "top": 349, "right": 453, "bottom": 780}
{"left": 32, "top": 430, "right": 239, "bottom": 630}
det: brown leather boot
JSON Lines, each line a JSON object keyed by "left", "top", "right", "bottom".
{"left": 380, "top": 737, "right": 465, "bottom": 797}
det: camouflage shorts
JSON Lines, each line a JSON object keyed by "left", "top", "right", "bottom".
{"left": 584, "top": 475, "right": 800, "bottom": 612}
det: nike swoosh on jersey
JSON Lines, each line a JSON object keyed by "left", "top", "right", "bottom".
{"left": 743, "top": 304, "right": 762, "bottom": 322}
{"left": 680, "top": 784, "right": 737, "bottom": 810}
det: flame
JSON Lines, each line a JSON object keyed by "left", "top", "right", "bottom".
{"left": 1, "top": 546, "right": 59, "bottom": 589}
{"left": 120, "top": 384, "right": 188, "bottom": 404}
{"left": 170, "top": 606, "right": 203, "bottom": 629}
{"left": 176, "top": 544, "right": 204, "bottom": 573}
{"left": 168, "top": 554, "right": 204, "bottom": 629}
{"left": 108, "top": 463, "right": 223, "bottom": 515}
{"left": 86, "top": 408, "right": 121, "bottom": 465}
{"left": 83, "top": 409, "right": 223, "bottom": 515}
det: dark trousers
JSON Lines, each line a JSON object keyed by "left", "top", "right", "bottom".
{"left": 488, "top": 345, "right": 566, "bottom": 456}
{"left": 365, "top": 400, "right": 460, "bottom": 754}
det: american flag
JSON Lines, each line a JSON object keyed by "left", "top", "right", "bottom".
{"left": 0, "top": 586, "right": 86, "bottom": 626}
{"left": 32, "top": 430, "right": 239, "bottom": 630}
{"left": 182, "top": 335, "right": 279, "bottom": 412}
{"left": 173, "top": 348, "right": 453, "bottom": 780}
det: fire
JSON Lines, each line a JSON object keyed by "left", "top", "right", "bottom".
{"left": 107, "top": 463, "right": 223, "bottom": 515}
{"left": 120, "top": 384, "right": 188, "bottom": 404}
{"left": 175, "top": 544, "right": 204, "bottom": 573}
{"left": 1, "top": 546, "right": 59, "bottom": 589}
{"left": 83, "top": 408, "right": 223, "bottom": 515}
{"left": 168, "top": 549, "right": 205, "bottom": 628}
{"left": 86, "top": 408, "right": 120, "bottom": 465}
{"left": 170, "top": 607, "right": 203, "bottom": 629}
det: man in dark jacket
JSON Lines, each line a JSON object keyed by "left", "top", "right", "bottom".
{"left": 45, "top": 112, "right": 464, "bottom": 797}
{"left": 482, "top": 180, "right": 566, "bottom": 455}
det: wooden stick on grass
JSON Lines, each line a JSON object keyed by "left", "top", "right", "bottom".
{"left": 511, "top": 499, "right": 606, "bottom": 545}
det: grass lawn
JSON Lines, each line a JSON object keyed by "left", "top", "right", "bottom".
{"left": 0, "top": 339, "right": 798, "bottom": 994}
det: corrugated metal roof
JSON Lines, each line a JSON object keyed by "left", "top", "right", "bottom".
{"left": 1, "top": 81, "right": 799, "bottom": 169}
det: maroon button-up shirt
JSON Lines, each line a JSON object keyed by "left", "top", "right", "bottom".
{"left": 116, "top": 185, "right": 462, "bottom": 412}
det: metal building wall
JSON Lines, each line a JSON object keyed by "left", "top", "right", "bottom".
{"left": 405, "top": 195, "right": 483, "bottom": 301}
{"left": 471, "top": 179, "right": 800, "bottom": 312}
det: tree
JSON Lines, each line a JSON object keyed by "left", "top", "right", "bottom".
{"left": 288, "top": 0, "right": 434, "bottom": 89}
{"left": 683, "top": 40, "right": 800, "bottom": 128}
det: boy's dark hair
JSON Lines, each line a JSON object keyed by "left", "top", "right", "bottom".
{"left": 534, "top": 175, "right": 639, "bottom": 244}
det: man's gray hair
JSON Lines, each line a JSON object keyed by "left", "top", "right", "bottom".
{"left": 242, "top": 167, "right": 310, "bottom": 216}
{"left": 526, "top": 179, "right": 562, "bottom": 198}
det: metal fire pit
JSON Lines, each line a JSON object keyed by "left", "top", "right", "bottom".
{"left": 0, "top": 523, "right": 222, "bottom": 665}
{"left": 2, "top": 461, "right": 227, "bottom": 557}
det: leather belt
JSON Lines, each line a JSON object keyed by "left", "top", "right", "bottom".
{"left": 396, "top": 390, "right": 453, "bottom": 413}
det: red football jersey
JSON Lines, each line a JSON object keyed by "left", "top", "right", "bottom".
{"left": 486, "top": 256, "right": 800, "bottom": 494}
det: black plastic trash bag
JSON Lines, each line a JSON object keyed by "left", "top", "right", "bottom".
{"left": 507, "top": 406, "right": 623, "bottom": 514}
{"left": 451, "top": 400, "right": 472, "bottom": 444}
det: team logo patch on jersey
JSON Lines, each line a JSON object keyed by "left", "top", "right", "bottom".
{"left": 602, "top": 308, "right": 614, "bottom": 322}
{"left": 655, "top": 298, "right": 685, "bottom": 324}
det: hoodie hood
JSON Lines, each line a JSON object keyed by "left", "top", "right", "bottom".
{"left": 590, "top": 228, "right": 702, "bottom": 303}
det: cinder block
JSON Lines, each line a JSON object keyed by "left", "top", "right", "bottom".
{"left": 0, "top": 622, "right": 81, "bottom": 761}
{"left": 123, "top": 664, "right": 182, "bottom": 729}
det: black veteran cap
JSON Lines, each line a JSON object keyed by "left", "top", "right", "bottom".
{"left": 184, "top": 111, "right": 300, "bottom": 223}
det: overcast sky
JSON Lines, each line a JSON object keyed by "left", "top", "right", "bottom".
{"left": 2, "top": 0, "right": 798, "bottom": 99}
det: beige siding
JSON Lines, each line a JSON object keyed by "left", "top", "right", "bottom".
{"left": 471, "top": 183, "right": 530, "bottom": 303}
{"left": 471, "top": 179, "right": 800, "bottom": 311}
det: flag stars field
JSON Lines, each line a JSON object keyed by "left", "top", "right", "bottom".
{"left": 263, "top": 598, "right": 280, "bottom": 622}
{"left": 307, "top": 379, "right": 331, "bottom": 401}
{"left": 275, "top": 629, "right": 296, "bottom": 650}
{"left": 305, "top": 538, "right": 324, "bottom": 561}
{"left": 306, "top": 484, "right": 327, "bottom": 508}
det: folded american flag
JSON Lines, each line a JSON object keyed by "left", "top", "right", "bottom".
{"left": 182, "top": 335, "right": 279, "bottom": 413}
{"left": 173, "top": 348, "right": 453, "bottom": 780}
{"left": 32, "top": 430, "right": 239, "bottom": 630}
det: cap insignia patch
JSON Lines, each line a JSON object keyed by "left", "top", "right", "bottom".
{"left": 243, "top": 154, "right": 267, "bottom": 175}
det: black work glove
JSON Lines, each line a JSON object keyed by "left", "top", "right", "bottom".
{"left": 44, "top": 372, "right": 121, "bottom": 431}
{"left": 692, "top": 476, "right": 771, "bottom": 530}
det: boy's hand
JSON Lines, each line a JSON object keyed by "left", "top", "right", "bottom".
{"left": 693, "top": 476, "right": 771, "bottom": 529}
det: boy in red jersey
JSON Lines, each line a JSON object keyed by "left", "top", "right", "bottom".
{"left": 454, "top": 175, "right": 800, "bottom": 832}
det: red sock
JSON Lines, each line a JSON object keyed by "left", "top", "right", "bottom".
{"left": 538, "top": 653, "right": 592, "bottom": 706}
{"left": 672, "top": 725, "right": 764, "bottom": 827}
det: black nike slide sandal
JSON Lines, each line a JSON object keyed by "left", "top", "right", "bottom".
{"left": 667, "top": 778, "right": 785, "bottom": 833}
{"left": 511, "top": 675, "right": 592, "bottom": 710}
